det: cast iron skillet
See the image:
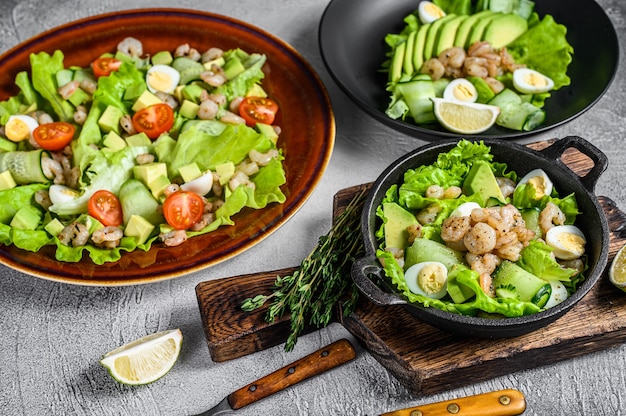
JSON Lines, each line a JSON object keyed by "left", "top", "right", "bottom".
{"left": 319, "top": 0, "right": 619, "bottom": 141}
{"left": 351, "top": 136, "right": 609, "bottom": 338}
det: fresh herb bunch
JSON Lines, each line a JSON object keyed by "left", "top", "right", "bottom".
{"left": 241, "top": 187, "right": 368, "bottom": 351}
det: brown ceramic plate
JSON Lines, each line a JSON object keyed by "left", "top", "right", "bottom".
{"left": 0, "top": 9, "right": 334, "bottom": 286}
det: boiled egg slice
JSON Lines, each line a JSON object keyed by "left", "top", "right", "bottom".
{"left": 512, "top": 68, "right": 555, "bottom": 95}
{"left": 418, "top": 1, "right": 446, "bottom": 24}
{"left": 4, "top": 115, "right": 39, "bottom": 142}
{"left": 544, "top": 280, "right": 568, "bottom": 309}
{"left": 404, "top": 261, "right": 448, "bottom": 299}
{"left": 443, "top": 78, "right": 478, "bottom": 103}
{"left": 48, "top": 184, "right": 80, "bottom": 206}
{"left": 450, "top": 201, "right": 481, "bottom": 217}
{"left": 146, "top": 64, "right": 180, "bottom": 94}
{"left": 181, "top": 171, "right": 214, "bottom": 196}
{"left": 515, "top": 168, "right": 553, "bottom": 199}
{"left": 545, "top": 225, "right": 586, "bottom": 260}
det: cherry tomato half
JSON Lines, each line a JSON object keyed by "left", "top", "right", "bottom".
{"left": 162, "top": 191, "right": 204, "bottom": 230}
{"left": 32, "top": 122, "right": 76, "bottom": 151}
{"left": 92, "top": 57, "right": 122, "bottom": 78}
{"left": 132, "top": 103, "right": 175, "bottom": 140}
{"left": 88, "top": 190, "right": 123, "bottom": 227}
{"left": 238, "top": 96, "right": 279, "bottom": 127}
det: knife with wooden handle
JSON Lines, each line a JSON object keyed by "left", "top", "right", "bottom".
{"left": 380, "top": 389, "right": 526, "bottom": 416}
{"left": 193, "top": 338, "right": 357, "bottom": 415}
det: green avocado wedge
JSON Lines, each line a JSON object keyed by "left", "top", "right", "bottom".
{"left": 423, "top": 14, "right": 457, "bottom": 61}
{"left": 483, "top": 13, "right": 529, "bottom": 48}
{"left": 435, "top": 15, "right": 468, "bottom": 57}
{"left": 453, "top": 10, "right": 494, "bottom": 48}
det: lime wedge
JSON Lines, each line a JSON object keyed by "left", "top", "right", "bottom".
{"left": 100, "top": 329, "right": 183, "bottom": 385}
{"left": 432, "top": 97, "right": 500, "bottom": 134}
{"left": 610, "top": 244, "right": 626, "bottom": 292}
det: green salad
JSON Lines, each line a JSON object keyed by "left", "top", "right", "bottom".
{"left": 0, "top": 38, "right": 286, "bottom": 265}
{"left": 376, "top": 140, "right": 588, "bottom": 318}
{"left": 383, "top": 0, "right": 574, "bottom": 132}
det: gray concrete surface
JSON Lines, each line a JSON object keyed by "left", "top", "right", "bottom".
{"left": 1, "top": 0, "right": 625, "bottom": 415}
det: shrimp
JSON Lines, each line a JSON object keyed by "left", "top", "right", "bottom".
{"left": 58, "top": 80, "right": 80, "bottom": 100}
{"left": 58, "top": 222, "right": 89, "bottom": 247}
{"left": 442, "top": 186, "right": 462, "bottom": 200}
{"left": 560, "top": 259, "right": 585, "bottom": 275}
{"left": 495, "top": 241, "right": 524, "bottom": 262}
{"left": 197, "top": 99, "right": 219, "bottom": 120}
{"left": 135, "top": 153, "right": 155, "bottom": 165}
{"left": 161, "top": 229, "right": 188, "bottom": 247}
{"left": 190, "top": 212, "right": 216, "bottom": 232}
{"left": 496, "top": 177, "right": 516, "bottom": 198}
{"left": 202, "top": 47, "right": 224, "bottom": 63}
{"left": 485, "top": 77, "right": 505, "bottom": 94}
{"left": 229, "top": 96, "right": 244, "bottom": 113}
{"left": 441, "top": 215, "right": 471, "bottom": 244}
{"left": 163, "top": 183, "right": 181, "bottom": 197}
{"left": 220, "top": 110, "right": 246, "bottom": 125}
{"left": 91, "top": 226, "right": 124, "bottom": 248}
{"left": 237, "top": 160, "right": 259, "bottom": 176}
{"left": 73, "top": 105, "right": 88, "bottom": 125}
{"left": 34, "top": 190, "right": 52, "bottom": 210}
{"left": 406, "top": 223, "right": 422, "bottom": 245}
{"left": 385, "top": 247, "right": 405, "bottom": 268}
{"left": 539, "top": 202, "right": 566, "bottom": 235}
{"left": 479, "top": 273, "right": 495, "bottom": 297}
{"left": 416, "top": 203, "right": 442, "bottom": 225}
{"left": 117, "top": 37, "right": 143, "bottom": 58}
{"left": 211, "top": 172, "right": 224, "bottom": 197}
{"left": 200, "top": 70, "right": 226, "bottom": 87}
{"left": 464, "top": 222, "right": 497, "bottom": 255}
{"left": 249, "top": 148, "right": 279, "bottom": 166}
{"left": 463, "top": 57, "right": 489, "bottom": 78}
{"left": 421, "top": 58, "right": 445, "bottom": 80}
{"left": 467, "top": 41, "right": 494, "bottom": 57}
{"left": 229, "top": 171, "right": 253, "bottom": 191}
{"left": 155, "top": 92, "right": 179, "bottom": 109}
{"left": 174, "top": 43, "right": 201, "bottom": 61}
{"left": 42, "top": 157, "right": 65, "bottom": 185}
{"left": 425, "top": 184, "right": 444, "bottom": 199}
{"left": 467, "top": 252, "right": 501, "bottom": 276}
{"left": 32, "top": 111, "right": 54, "bottom": 125}
{"left": 119, "top": 114, "right": 136, "bottom": 135}
{"left": 438, "top": 46, "right": 466, "bottom": 69}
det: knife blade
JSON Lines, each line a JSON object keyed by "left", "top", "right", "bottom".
{"left": 193, "top": 338, "right": 357, "bottom": 416}
{"left": 380, "top": 389, "right": 526, "bottom": 416}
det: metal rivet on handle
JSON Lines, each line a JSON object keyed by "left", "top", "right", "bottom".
{"left": 499, "top": 395, "right": 512, "bottom": 406}
{"left": 447, "top": 403, "right": 460, "bottom": 414}
{"left": 409, "top": 411, "right": 422, "bottom": 416}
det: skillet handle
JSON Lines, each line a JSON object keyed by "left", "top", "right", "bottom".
{"left": 351, "top": 256, "right": 406, "bottom": 306}
{"left": 538, "top": 135, "right": 608, "bottom": 192}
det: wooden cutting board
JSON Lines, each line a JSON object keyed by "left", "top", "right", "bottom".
{"left": 196, "top": 140, "right": 626, "bottom": 397}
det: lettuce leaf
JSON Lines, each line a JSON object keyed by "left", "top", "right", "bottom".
{"left": 507, "top": 14, "right": 574, "bottom": 90}
{"left": 29, "top": 51, "right": 75, "bottom": 122}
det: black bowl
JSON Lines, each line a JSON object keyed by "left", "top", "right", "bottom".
{"left": 351, "top": 136, "right": 610, "bottom": 338}
{"left": 319, "top": 0, "right": 619, "bottom": 140}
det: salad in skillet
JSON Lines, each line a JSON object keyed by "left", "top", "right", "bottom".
{"left": 0, "top": 37, "right": 286, "bottom": 264}
{"left": 376, "top": 140, "right": 588, "bottom": 318}
{"left": 383, "top": 0, "right": 574, "bottom": 133}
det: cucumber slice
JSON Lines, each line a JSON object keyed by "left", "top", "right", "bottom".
{"left": 0, "top": 149, "right": 50, "bottom": 184}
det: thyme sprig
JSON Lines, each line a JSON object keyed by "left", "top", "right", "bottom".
{"left": 241, "top": 187, "right": 368, "bottom": 351}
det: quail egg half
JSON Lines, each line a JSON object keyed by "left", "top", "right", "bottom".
{"left": 443, "top": 79, "right": 478, "bottom": 103}
{"left": 404, "top": 261, "right": 448, "bottom": 299}
{"left": 544, "top": 280, "right": 569, "bottom": 309}
{"left": 449, "top": 201, "right": 481, "bottom": 218}
{"left": 418, "top": 1, "right": 446, "bottom": 24}
{"left": 4, "top": 115, "right": 39, "bottom": 142}
{"left": 512, "top": 68, "right": 555, "bottom": 95}
{"left": 146, "top": 64, "right": 180, "bottom": 94}
{"left": 545, "top": 225, "right": 586, "bottom": 260}
{"left": 515, "top": 168, "right": 553, "bottom": 199}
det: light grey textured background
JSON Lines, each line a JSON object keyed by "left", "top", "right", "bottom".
{"left": 1, "top": 0, "right": 625, "bottom": 415}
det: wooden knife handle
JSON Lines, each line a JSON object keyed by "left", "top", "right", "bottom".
{"left": 381, "top": 389, "right": 526, "bottom": 416}
{"left": 227, "top": 338, "right": 356, "bottom": 410}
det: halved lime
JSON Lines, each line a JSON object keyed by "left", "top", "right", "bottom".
{"left": 100, "top": 329, "right": 183, "bottom": 385}
{"left": 609, "top": 244, "right": 626, "bottom": 292}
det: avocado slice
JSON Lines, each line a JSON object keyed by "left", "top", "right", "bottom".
{"left": 453, "top": 10, "right": 494, "bottom": 48}
{"left": 382, "top": 202, "right": 418, "bottom": 249}
{"left": 423, "top": 14, "right": 457, "bottom": 61}
{"left": 434, "top": 15, "right": 468, "bottom": 57}
{"left": 412, "top": 23, "right": 430, "bottom": 72}
{"left": 466, "top": 12, "right": 501, "bottom": 48}
{"left": 483, "top": 13, "right": 529, "bottom": 49}
{"left": 462, "top": 160, "right": 506, "bottom": 205}
{"left": 403, "top": 30, "right": 418, "bottom": 75}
